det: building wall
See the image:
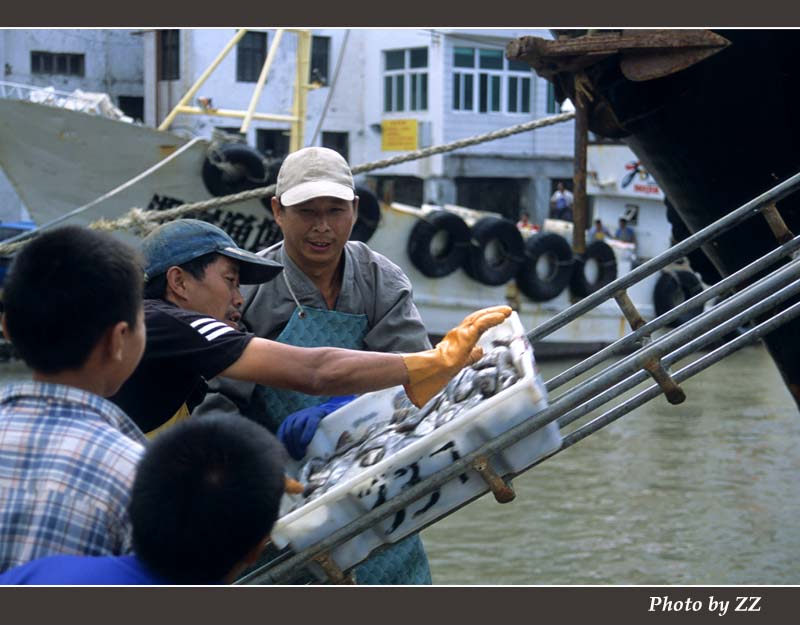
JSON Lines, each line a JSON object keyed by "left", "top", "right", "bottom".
{"left": 2, "top": 29, "right": 143, "bottom": 100}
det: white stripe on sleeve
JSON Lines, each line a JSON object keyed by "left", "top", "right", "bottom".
{"left": 205, "top": 325, "right": 236, "bottom": 341}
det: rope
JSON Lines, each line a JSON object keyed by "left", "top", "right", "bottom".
{"left": 0, "top": 111, "right": 575, "bottom": 256}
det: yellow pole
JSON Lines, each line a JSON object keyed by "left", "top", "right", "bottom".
{"left": 290, "top": 30, "right": 312, "bottom": 152}
{"left": 172, "top": 105, "right": 297, "bottom": 123}
{"left": 240, "top": 29, "right": 285, "bottom": 134}
{"left": 158, "top": 28, "right": 249, "bottom": 131}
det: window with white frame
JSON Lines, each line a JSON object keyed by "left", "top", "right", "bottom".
{"left": 383, "top": 47, "right": 428, "bottom": 113}
{"left": 452, "top": 46, "right": 533, "bottom": 114}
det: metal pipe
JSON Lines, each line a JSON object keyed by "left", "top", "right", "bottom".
{"left": 240, "top": 29, "right": 285, "bottom": 134}
{"left": 290, "top": 30, "right": 312, "bottom": 152}
{"left": 549, "top": 257, "right": 800, "bottom": 416}
{"left": 557, "top": 299, "right": 800, "bottom": 452}
{"left": 555, "top": 272, "right": 800, "bottom": 432}
{"left": 158, "top": 28, "right": 249, "bottom": 131}
{"left": 546, "top": 233, "right": 800, "bottom": 391}
{"left": 527, "top": 171, "right": 800, "bottom": 342}
{"left": 171, "top": 105, "right": 297, "bottom": 124}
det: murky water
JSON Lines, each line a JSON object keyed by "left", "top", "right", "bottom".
{"left": 2, "top": 343, "right": 798, "bottom": 585}
{"left": 420, "top": 344, "right": 800, "bottom": 584}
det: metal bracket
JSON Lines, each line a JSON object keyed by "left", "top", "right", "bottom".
{"left": 614, "top": 289, "right": 686, "bottom": 404}
{"left": 313, "top": 552, "right": 356, "bottom": 585}
{"left": 642, "top": 357, "right": 686, "bottom": 405}
{"left": 472, "top": 456, "right": 516, "bottom": 503}
{"left": 614, "top": 290, "right": 646, "bottom": 331}
{"left": 762, "top": 204, "right": 794, "bottom": 245}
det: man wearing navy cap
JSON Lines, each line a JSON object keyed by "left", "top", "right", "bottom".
{"left": 110, "top": 218, "right": 511, "bottom": 441}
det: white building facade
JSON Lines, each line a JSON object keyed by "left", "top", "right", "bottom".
{"left": 142, "top": 28, "right": 574, "bottom": 224}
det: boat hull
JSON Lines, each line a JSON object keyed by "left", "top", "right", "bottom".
{"left": 569, "top": 29, "right": 800, "bottom": 404}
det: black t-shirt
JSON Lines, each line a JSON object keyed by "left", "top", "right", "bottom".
{"left": 111, "top": 299, "right": 254, "bottom": 433}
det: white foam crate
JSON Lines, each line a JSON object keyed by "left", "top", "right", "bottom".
{"left": 270, "top": 312, "right": 562, "bottom": 572}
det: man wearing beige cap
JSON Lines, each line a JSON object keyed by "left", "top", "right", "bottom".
{"left": 197, "top": 147, "right": 438, "bottom": 584}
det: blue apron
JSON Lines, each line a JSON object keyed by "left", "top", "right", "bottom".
{"left": 258, "top": 272, "right": 431, "bottom": 585}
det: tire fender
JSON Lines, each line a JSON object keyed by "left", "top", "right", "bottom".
{"left": 407, "top": 210, "right": 471, "bottom": 278}
{"left": 202, "top": 143, "right": 268, "bottom": 197}
{"left": 569, "top": 240, "right": 618, "bottom": 298}
{"left": 516, "top": 232, "right": 574, "bottom": 301}
{"left": 463, "top": 217, "right": 525, "bottom": 286}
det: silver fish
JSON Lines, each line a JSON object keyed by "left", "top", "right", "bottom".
{"left": 474, "top": 366, "right": 499, "bottom": 396}
{"left": 474, "top": 345, "right": 513, "bottom": 371}
{"left": 452, "top": 368, "right": 477, "bottom": 402}
{"left": 291, "top": 338, "right": 527, "bottom": 509}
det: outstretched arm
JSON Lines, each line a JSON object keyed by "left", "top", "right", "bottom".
{"left": 219, "top": 305, "right": 512, "bottom": 407}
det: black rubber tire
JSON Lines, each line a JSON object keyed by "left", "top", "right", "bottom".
{"left": 407, "top": 210, "right": 471, "bottom": 278}
{"left": 350, "top": 186, "right": 382, "bottom": 243}
{"left": 516, "top": 232, "right": 574, "bottom": 301}
{"left": 259, "top": 158, "right": 283, "bottom": 210}
{"left": 569, "top": 240, "right": 618, "bottom": 298}
{"left": 202, "top": 143, "right": 268, "bottom": 197}
{"left": 463, "top": 217, "right": 525, "bottom": 286}
{"left": 653, "top": 269, "right": 705, "bottom": 327}
{"left": 666, "top": 197, "right": 722, "bottom": 286}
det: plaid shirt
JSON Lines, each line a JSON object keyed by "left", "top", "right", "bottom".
{"left": 0, "top": 382, "right": 148, "bottom": 572}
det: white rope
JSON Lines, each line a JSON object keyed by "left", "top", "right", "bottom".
{"left": 0, "top": 111, "right": 575, "bottom": 256}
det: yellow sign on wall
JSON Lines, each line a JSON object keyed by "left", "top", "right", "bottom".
{"left": 381, "top": 119, "right": 418, "bottom": 151}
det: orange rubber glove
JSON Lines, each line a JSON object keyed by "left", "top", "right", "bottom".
{"left": 285, "top": 476, "right": 305, "bottom": 495}
{"left": 402, "top": 305, "right": 512, "bottom": 408}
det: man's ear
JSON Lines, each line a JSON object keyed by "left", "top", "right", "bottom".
{"left": 271, "top": 197, "right": 283, "bottom": 225}
{"left": 165, "top": 266, "right": 188, "bottom": 300}
{"left": 352, "top": 195, "right": 360, "bottom": 217}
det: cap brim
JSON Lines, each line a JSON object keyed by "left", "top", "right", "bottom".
{"left": 219, "top": 247, "right": 283, "bottom": 285}
{"left": 280, "top": 180, "right": 355, "bottom": 206}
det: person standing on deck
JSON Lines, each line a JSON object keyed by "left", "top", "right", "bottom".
{"left": 549, "top": 181, "right": 574, "bottom": 221}
{"left": 588, "top": 218, "right": 611, "bottom": 241}
{"left": 615, "top": 217, "right": 637, "bottom": 244}
{"left": 194, "top": 147, "right": 439, "bottom": 585}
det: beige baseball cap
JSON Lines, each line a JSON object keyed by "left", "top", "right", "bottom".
{"left": 275, "top": 146, "right": 355, "bottom": 206}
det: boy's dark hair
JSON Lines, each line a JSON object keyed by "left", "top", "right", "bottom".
{"left": 3, "top": 226, "right": 143, "bottom": 374}
{"left": 143, "top": 252, "right": 218, "bottom": 300}
{"left": 130, "top": 415, "right": 287, "bottom": 584}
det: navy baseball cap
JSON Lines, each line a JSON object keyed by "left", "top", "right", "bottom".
{"left": 141, "top": 219, "right": 282, "bottom": 284}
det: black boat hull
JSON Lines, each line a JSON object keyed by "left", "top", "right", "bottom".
{"left": 557, "top": 30, "right": 800, "bottom": 406}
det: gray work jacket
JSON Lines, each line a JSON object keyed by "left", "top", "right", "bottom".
{"left": 194, "top": 241, "right": 431, "bottom": 426}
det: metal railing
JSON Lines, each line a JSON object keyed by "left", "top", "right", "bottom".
{"left": 0, "top": 80, "right": 130, "bottom": 120}
{"left": 238, "top": 171, "right": 800, "bottom": 585}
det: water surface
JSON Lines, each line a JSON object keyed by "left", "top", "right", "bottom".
{"left": 420, "top": 344, "right": 800, "bottom": 584}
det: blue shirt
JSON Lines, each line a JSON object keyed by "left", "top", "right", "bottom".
{"left": 0, "top": 554, "right": 168, "bottom": 585}
{"left": 0, "top": 382, "right": 147, "bottom": 572}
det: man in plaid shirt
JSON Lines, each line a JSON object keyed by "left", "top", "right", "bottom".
{"left": 0, "top": 226, "right": 148, "bottom": 572}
